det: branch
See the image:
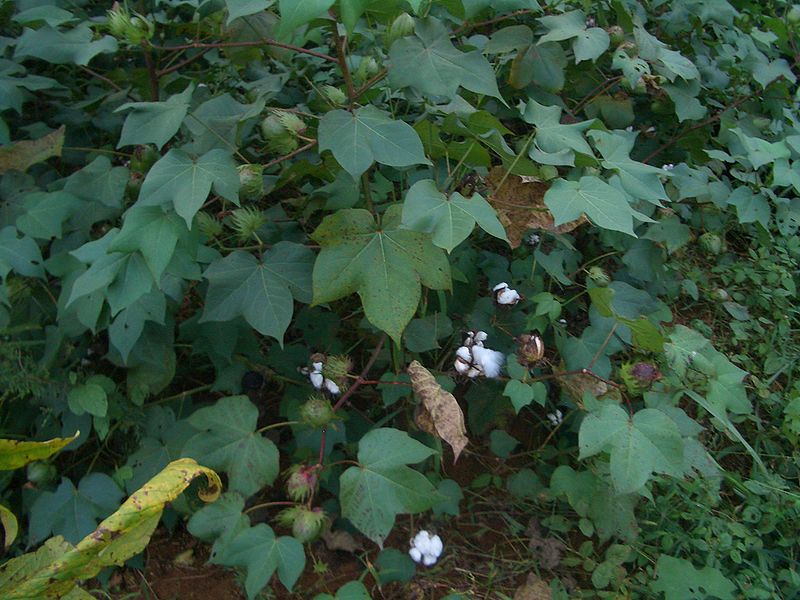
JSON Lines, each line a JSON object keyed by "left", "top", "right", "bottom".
{"left": 261, "top": 140, "right": 317, "bottom": 169}
{"left": 141, "top": 42, "right": 160, "bottom": 101}
{"left": 151, "top": 40, "right": 337, "bottom": 63}
{"left": 452, "top": 9, "right": 538, "bottom": 35}
{"left": 331, "top": 23, "right": 356, "bottom": 109}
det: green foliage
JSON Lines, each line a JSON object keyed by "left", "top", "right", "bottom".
{"left": 1, "top": 0, "right": 800, "bottom": 597}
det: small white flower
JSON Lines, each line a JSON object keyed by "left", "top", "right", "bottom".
{"left": 409, "top": 530, "right": 443, "bottom": 566}
{"left": 493, "top": 282, "right": 521, "bottom": 306}
{"left": 547, "top": 409, "right": 563, "bottom": 427}
{"left": 558, "top": 318, "right": 567, "bottom": 325}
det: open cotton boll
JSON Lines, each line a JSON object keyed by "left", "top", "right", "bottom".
{"left": 323, "top": 378, "right": 340, "bottom": 395}
{"left": 493, "top": 282, "right": 521, "bottom": 305}
{"left": 309, "top": 371, "right": 324, "bottom": 389}
{"left": 473, "top": 331, "right": 487, "bottom": 346}
{"left": 423, "top": 554, "right": 437, "bottom": 566}
{"left": 409, "top": 547, "right": 422, "bottom": 563}
{"left": 429, "top": 534, "right": 443, "bottom": 557}
{"left": 413, "top": 530, "right": 433, "bottom": 554}
{"left": 472, "top": 345, "right": 505, "bottom": 378}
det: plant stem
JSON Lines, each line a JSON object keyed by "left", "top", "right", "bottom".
{"left": 331, "top": 23, "right": 357, "bottom": 109}
{"left": 142, "top": 42, "right": 160, "bottom": 101}
{"left": 243, "top": 501, "right": 296, "bottom": 515}
{"left": 361, "top": 171, "right": 374, "bottom": 213}
{"left": 152, "top": 40, "right": 337, "bottom": 63}
{"left": 256, "top": 420, "right": 298, "bottom": 433}
{"left": 263, "top": 140, "right": 317, "bottom": 169}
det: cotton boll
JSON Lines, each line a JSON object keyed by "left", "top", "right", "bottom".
{"left": 312, "top": 361, "right": 324, "bottom": 373}
{"left": 413, "top": 531, "right": 433, "bottom": 554}
{"left": 324, "top": 378, "right": 340, "bottom": 395}
{"left": 472, "top": 346, "right": 505, "bottom": 378}
{"left": 496, "top": 287, "right": 521, "bottom": 305}
{"left": 492, "top": 282, "right": 509, "bottom": 292}
{"left": 466, "top": 367, "right": 481, "bottom": 378}
{"left": 309, "top": 372, "right": 324, "bottom": 389}
{"left": 409, "top": 547, "right": 422, "bottom": 563}
{"left": 473, "top": 331, "right": 487, "bottom": 346}
{"left": 429, "top": 534, "right": 443, "bottom": 557}
{"left": 456, "top": 346, "right": 472, "bottom": 362}
{"left": 422, "top": 553, "right": 437, "bottom": 566}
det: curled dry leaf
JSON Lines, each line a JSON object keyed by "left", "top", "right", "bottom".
{"left": 513, "top": 573, "right": 553, "bottom": 600}
{"left": 321, "top": 529, "right": 363, "bottom": 553}
{"left": 486, "top": 166, "right": 587, "bottom": 248}
{"left": 0, "top": 126, "right": 65, "bottom": 175}
{"left": 407, "top": 360, "right": 468, "bottom": 463}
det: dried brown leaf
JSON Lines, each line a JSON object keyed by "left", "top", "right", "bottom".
{"left": 0, "top": 126, "right": 65, "bottom": 175}
{"left": 321, "top": 529, "right": 363, "bottom": 553}
{"left": 514, "top": 573, "right": 552, "bottom": 600}
{"left": 407, "top": 360, "right": 468, "bottom": 463}
{"left": 486, "top": 166, "right": 586, "bottom": 248}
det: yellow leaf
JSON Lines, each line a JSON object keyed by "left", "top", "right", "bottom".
{"left": 408, "top": 360, "right": 468, "bottom": 463}
{"left": 0, "top": 126, "right": 65, "bottom": 175}
{"left": 0, "top": 504, "right": 18, "bottom": 550}
{"left": 1, "top": 459, "right": 221, "bottom": 599}
{"left": 0, "top": 432, "right": 79, "bottom": 471}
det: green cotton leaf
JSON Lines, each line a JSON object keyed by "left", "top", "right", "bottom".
{"left": 649, "top": 555, "right": 735, "bottom": 600}
{"left": 389, "top": 17, "right": 503, "bottom": 101}
{"left": 105, "top": 253, "right": 154, "bottom": 315}
{"left": 0, "top": 227, "right": 44, "bottom": 279}
{"left": 318, "top": 106, "right": 430, "bottom": 180}
{"left": 510, "top": 42, "right": 567, "bottom": 91}
{"left": 537, "top": 10, "right": 586, "bottom": 43}
{"left": 16, "top": 191, "right": 82, "bottom": 240}
{"left": 108, "top": 206, "right": 187, "bottom": 282}
{"left": 183, "top": 395, "right": 279, "bottom": 497}
{"left": 663, "top": 79, "right": 707, "bottom": 122}
{"left": 136, "top": 148, "right": 240, "bottom": 227}
{"left": 184, "top": 94, "right": 265, "bottom": 155}
{"left": 521, "top": 99, "right": 594, "bottom": 166}
{"left": 29, "top": 474, "right": 123, "bottom": 545}
{"left": 311, "top": 205, "right": 451, "bottom": 345}
{"left": 727, "top": 187, "right": 770, "bottom": 228}
{"left": 544, "top": 176, "right": 637, "bottom": 236}
{"left": 200, "top": 242, "right": 313, "bottom": 343}
{"left": 573, "top": 28, "right": 610, "bottom": 63}
{"left": 13, "top": 6, "right": 76, "bottom": 27}
{"left": 340, "top": 428, "right": 438, "bottom": 546}
{"left": 14, "top": 25, "right": 117, "bottom": 66}
{"left": 339, "top": 0, "right": 373, "bottom": 33}
{"left": 116, "top": 84, "right": 194, "bottom": 150}
{"left": 109, "top": 291, "right": 166, "bottom": 364}
{"left": 401, "top": 179, "right": 508, "bottom": 253}
{"left": 64, "top": 156, "right": 129, "bottom": 209}
{"left": 213, "top": 523, "right": 305, "bottom": 597}
{"left": 588, "top": 130, "right": 668, "bottom": 204}
{"left": 66, "top": 252, "right": 128, "bottom": 308}
{"left": 187, "top": 492, "right": 249, "bottom": 543}
{"left": 633, "top": 26, "right": 699, "bottom": 82}
{"left": 277, "top": 0, "right": 335, "bottom": 39}
{"left": 485, "top": 24, "right": 533, "bottom": 53}
{"left": 579, "top": 404, "right": 684, "bottom": 494}
{"left": 67, "top": 382, "right": 108, "bottom": 417}
{"left": 225, "top": 0, "right": 274, "bottom": 24}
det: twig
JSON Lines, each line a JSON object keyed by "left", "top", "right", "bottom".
{"left": 331, "top": 23, "right": 357, "bottom": 109}
{"left": 151, "top": 40, "right": 337, "bottom": 63}
{"left": 452, "top": 9, "right": 538, "bottom": 35}
{"left": 262, "top": 140, "right": 317, "bottom": 169}
{"left": 142, "top": 42, "right": 160, "bottom": 101}
{"left": 353, "top": 68, "right": 388, "bottom": 97}
{"left": 156, "top": 51, "right": 207, "bottom": 77}
{"left": 78, "top": 65, "right": 124, "bottom": 92}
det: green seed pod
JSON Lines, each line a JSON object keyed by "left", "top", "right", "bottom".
{"left": 320, "top": 85, "right": 347, "bottom": 107}
{"left": 586, "top": 266, "right": 611, "bottom": 287}
{"left": 789, "top": 5, "right": 800, "bottom": 23}
{"left": 699, "top": 232, "right": 723, "bottom": 255}
{"left": 237, "top": 164, "right": 264, "bottom": 201}
{"left": 269, "top": 132, "right": 300, "bottom": 154}
{"left": 387, "top": 12, "right": 415, "bottom": 47}
{"left": 261, "top": 114, "right": 287, "bottom": 139}
{"left": 106, "top": 3, "right": 153, "bottom": 44}
{"left": 607, "top": 25, "right": 625, "bottom": 45}
{"left": 27, "top": 461, "right": 56, "bottom": 486}
{"left": 195, "top": 211, "right": 223, "bottom": 238}
{"left": 300, "top": 394, "right": 336, "bottom": 428}
{"left": 292, "top": 507, "right": 326, "bottom": 543}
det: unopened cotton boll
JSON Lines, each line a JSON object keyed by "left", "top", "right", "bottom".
{"left": 472, "top": 345, "right": 505, "bottom": 378}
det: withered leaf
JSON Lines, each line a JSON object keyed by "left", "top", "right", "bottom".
{"left": 486, "top": 166, "right": 586, "bottom": 248}
{"left": 0, "top": 126, "right": 65, "bottom": 175}
{"left": 407, "top": 360, "right": 468, "bottom": 463}
{"left": 321, "top": 529, "right": 363, "bottom": 553}
{"left": 514, "top": 573, "right": 553, "bottom": 600}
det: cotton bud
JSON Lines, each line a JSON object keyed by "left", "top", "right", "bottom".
{"left": 107, "top": 3, "right": 154, "bottom": 44}
{"left": 493, "top": 282, "right": 522, "bottom": 306}
{"left": 230, "top": 207, "right": 267, "bottom": 241}
{"left": 620, "top": 361, "right": 662, "bottom": 395}
{"left": 322, "top": 354, "right": 352, "bottom": 382}
{"left": 275, "top": 110, "right": 306, "bottom": 135}
{"left": 261, "top": 114, "right": 286, "bottom": 139}
{"left": 285, "top": 464, "right": 319, "bottom": 502}
{"left": 237, "top": 164, "right": 264, "bottom": 201}
{"left": 516, "top": 333, "right": 545, "bottom": 367}
{"left": 195, "top": 211, "right": 223, "bottom": 238}
{"left": 320, "top": 84, "right": 347, "bottom": 106}
{"left": 546, "top": 409, "right": 563, "bottom": 427}
{"left": 699, "top": 232, "right": 723, "bottom": 255}
{"left": 711, "top": 288, "right": 730, "bottom": 302}
{"left": 387, "top": 12, "right": 415, "bottom": 46}
{"left": 586, "top": 266, "right": 611, "bottom": 287}
{"left": 300, "top": 394, "right": 336, "bottom": 428}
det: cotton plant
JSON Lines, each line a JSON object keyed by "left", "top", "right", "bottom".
{"left": 409, "top": 530, "right": 444, "bottom": 566}
{"left": 454, "top": 330, "right": 505, "bottom": 378}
